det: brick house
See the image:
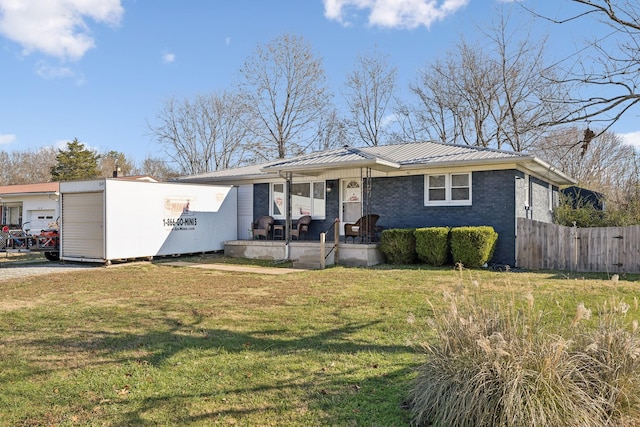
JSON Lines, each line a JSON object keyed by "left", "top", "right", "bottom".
{"left": 178, "top": 141, "right": 575, "bottom": 267}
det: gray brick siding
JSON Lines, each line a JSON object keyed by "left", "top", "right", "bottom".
{"left": 368, "top": 170, "right": 517, "bottom": 265}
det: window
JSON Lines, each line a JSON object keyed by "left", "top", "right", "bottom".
{"left": 425, "top": 173, "right": 472, "bottom": 206}
{"left": 271, "top": 181, "right": 326, "bottom": 219}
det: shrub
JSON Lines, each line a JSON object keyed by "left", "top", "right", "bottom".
{"left": 449, "top": 226, "right": 497, "bottom": 268}
{"left": 379, "top": 228, "right": 416, "bottom": 264}
{"left": 415, "top": 227, "right": 449, "bottom": 266}
{"left": 407, "top": 277, "right": 640, "bottom": 427}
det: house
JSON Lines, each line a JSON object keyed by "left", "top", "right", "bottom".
{"left": 177, "top": 141, "right": 575, "bottom": 267}
{"left": 0, "top": 182, "right": 60, "bottom": 231}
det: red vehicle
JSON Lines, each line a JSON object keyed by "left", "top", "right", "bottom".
{"left": 2, "top": 224, "right": 60, "bottom": 261}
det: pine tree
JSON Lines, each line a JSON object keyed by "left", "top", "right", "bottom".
{"left": 50, "top": 138, "right": 100, "bottom": 181}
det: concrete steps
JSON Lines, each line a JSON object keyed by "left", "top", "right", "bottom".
{"left": 292, "top": 253, "right": 324, "bottom": 270}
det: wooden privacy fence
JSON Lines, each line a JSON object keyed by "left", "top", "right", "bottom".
{"left": 516, "top": 218, "right": 640, "bottom": 274}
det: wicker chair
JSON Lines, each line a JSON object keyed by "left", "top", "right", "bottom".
{"left": 290, "top": 215, "right": 312, "bottom": 240}
{"left": 344, "top": 214, "right": 380, "bottom": 243}
{"left": 252, "top": 215, "right": 274, "bottom": 239}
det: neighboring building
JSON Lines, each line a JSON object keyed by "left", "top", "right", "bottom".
{"left": 0, "top": 182, "right": 60, "bottom": 231}
{"left": 178, "top": 141, "right": 575, "bottom": 266}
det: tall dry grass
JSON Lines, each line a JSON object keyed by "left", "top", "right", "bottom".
{"left": 407, "top": 267, "right": 640, "bottom": 427}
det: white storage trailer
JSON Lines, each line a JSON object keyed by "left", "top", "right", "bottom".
{"left": 59, "top": 179, "right": 237, "bottom": 263}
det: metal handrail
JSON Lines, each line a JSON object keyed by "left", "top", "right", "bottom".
{"left": 321, "top": 218, "right": 340, "bottom": 261}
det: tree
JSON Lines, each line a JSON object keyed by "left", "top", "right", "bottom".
{"left": 238, "top": 33, "right": 332, "bottom": 160}
{"left": 98, "top": 151, "right": 134, "bottom": 178}
{"left": 134, "top": 156, "right": 180, "bottom": 181}
{"left": 530, "top": 126, "right": 640, "bottom": 215}
{"left": 0, "top": 147, "right": 57, "bottom": 185}
{"left": 313, "top": 109, "right": 349, "bottom": 152}
{"left": 398, "top": 10, "right": 564, "bottom": 151}
{"left": 344, "top": 49, "right": 397, "bottom": 147}
{"left": 50, "top": 138, "right": 99, "bottom": 181}
{"left": 149, "top": 91, "right": 251, "bottom": 175}
{"left": 530, "top": 1, "right": 640, "bottom": 130}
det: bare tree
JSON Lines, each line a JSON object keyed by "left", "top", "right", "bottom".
{"left": 149, "top": 91, "right": 250, "bottom": 175}
{"left": 399, "top": 11, "right": 564, "bottom": 151}
{"left": 0, "top": 147, "right": 57, "bottom": 185}
{"left": 529, "top": 1, "right": 640, "bottom": 131}
{"left": 134, "top": 156, "right": 180, "bottom": 181}
{"left": 344, "top": 49, "right": 397, "bottom": 146}
{"left": 530, "top": 126, "right": 638, "bottom": 210}
{"left": 314, "top": 109, "right": 349, "bottom": 152}
{"left": 98, "top": 151, "right": 134, "bottom": 178}
{"left": 238, "top": 34, "right": 332, "bottom": 160}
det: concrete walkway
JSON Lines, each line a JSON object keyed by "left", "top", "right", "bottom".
{"left": 160, "top": 261, "right": 305, "bottom": 275}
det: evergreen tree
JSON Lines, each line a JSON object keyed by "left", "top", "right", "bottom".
{"left": 50, "top": 138, "right": 100, "bottom": 181}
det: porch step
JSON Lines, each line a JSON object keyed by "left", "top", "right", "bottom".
{"left": 292, "top": 261, "right": 323, "bottom": 270}
{"left": 292, "top": 254, "right": 323, "bottom": 270}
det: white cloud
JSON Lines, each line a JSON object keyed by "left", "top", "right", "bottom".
{"left": 0, "top": 0, "right": 124, "bottom": 61}
{"left": 225, "top": 36, "right": 232, "bottom": 46}
{"left": 35, "top": 61, "right": 86, "bottom": 84}
{"left": 0, "top": 133, "right": 16, "bottom": 145}
{"left": 620, "top": 131, "right": 640, "bottom": 149}
{"left": 323, "top": 0, "right": 469, "bottom": 29}
{"left": 162, "top": 52, "right": 176, "bottom": 64}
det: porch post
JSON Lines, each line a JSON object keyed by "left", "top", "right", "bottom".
{"left": 285, "top": 172, "right": 292, "bottom": 260}
{"left": 334, "top": 217, "right": 340, "bottom": 263}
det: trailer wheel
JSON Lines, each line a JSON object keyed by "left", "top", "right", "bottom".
{"left": 44, "top": 252, "right": 60, "bottom": 261}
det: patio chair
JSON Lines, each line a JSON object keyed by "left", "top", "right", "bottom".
{"left": 252, "top": 215, "right": 274, "bottom": 239}
{"left": 290, "top": 215, "right": 312, "bottom": 240}
{"left": 344, "top": 214, "right": 380, "bottom": 243}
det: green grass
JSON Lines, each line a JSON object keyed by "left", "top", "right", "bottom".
{"left": 0, "top": 259, "right": 639, "bottom": 426}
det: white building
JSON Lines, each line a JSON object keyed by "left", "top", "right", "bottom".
{"left": 0, "top": 182, "right": 60, "bottom": 231}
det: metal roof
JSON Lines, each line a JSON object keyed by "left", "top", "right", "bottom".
{"left": 177, "top": 141, "right": 575, "bottom": 185}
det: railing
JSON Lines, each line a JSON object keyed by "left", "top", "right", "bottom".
{"left": 319, "top": 218, "right": 340, "bottom": 269}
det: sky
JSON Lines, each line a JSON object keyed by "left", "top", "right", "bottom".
{"left": 1, "top": 0, "right": 639, "bottom": 166}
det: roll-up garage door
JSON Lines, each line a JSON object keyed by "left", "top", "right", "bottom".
{"left": 61, "top": 192, "right": 104, "bottom": 259}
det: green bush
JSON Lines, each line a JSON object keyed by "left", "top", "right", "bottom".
{"left": 407, "top": 281, "right": 640, "bottom": 427}
{"left": 415, "top": 227, "right": 449, "bottom": 266}
{"left": 449, "top": 226, "right": 497, "bottom": 268}
{"left": 379, "top": 228, "right": 416, "bottom": 264}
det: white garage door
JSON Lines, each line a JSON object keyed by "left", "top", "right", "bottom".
{"left": 61, "top": 192, "right": 105, "bottom": 260}
{"left": 28, "top": 210, "right": 56, "bottom": 232}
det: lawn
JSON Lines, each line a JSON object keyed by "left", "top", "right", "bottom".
{"left": 1, "top": 256, "right": 638, "bottom": 426}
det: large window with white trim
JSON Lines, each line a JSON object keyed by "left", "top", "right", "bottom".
{"left": 424, "top": 173, "right": 472, "bottom": 206}
{"left": 271, "top": 181, "right": 326, "bottom": 219}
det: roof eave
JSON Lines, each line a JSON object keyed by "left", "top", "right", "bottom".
{"left": 262, "top": 158, "right": 401, "bottom": 174}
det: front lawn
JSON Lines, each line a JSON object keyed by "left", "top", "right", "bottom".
{"left": 0, "top": 261, "right": 638, "bottom": 426}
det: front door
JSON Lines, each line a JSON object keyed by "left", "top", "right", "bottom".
{"left": 340, "top": 179, "right": 361, "bottom": 235}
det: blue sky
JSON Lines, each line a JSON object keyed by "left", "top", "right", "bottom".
{"left": 1, "top": 0, "right": 639, "bottom": 166}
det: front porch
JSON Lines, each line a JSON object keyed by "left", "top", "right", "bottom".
{"left": 224, "top": 239, "right": 385, "bottom": 269}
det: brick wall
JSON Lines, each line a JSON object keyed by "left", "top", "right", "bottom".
{"left": 369, "top": 170, "right": 517, "bottom": 265}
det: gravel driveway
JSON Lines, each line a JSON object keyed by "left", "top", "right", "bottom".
{"left": 0, "top": 262, "right": 98, "bottom": 281}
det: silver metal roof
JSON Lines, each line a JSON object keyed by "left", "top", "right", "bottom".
{"left": 177, "top": 141, "right": 575, "bottom": 185}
